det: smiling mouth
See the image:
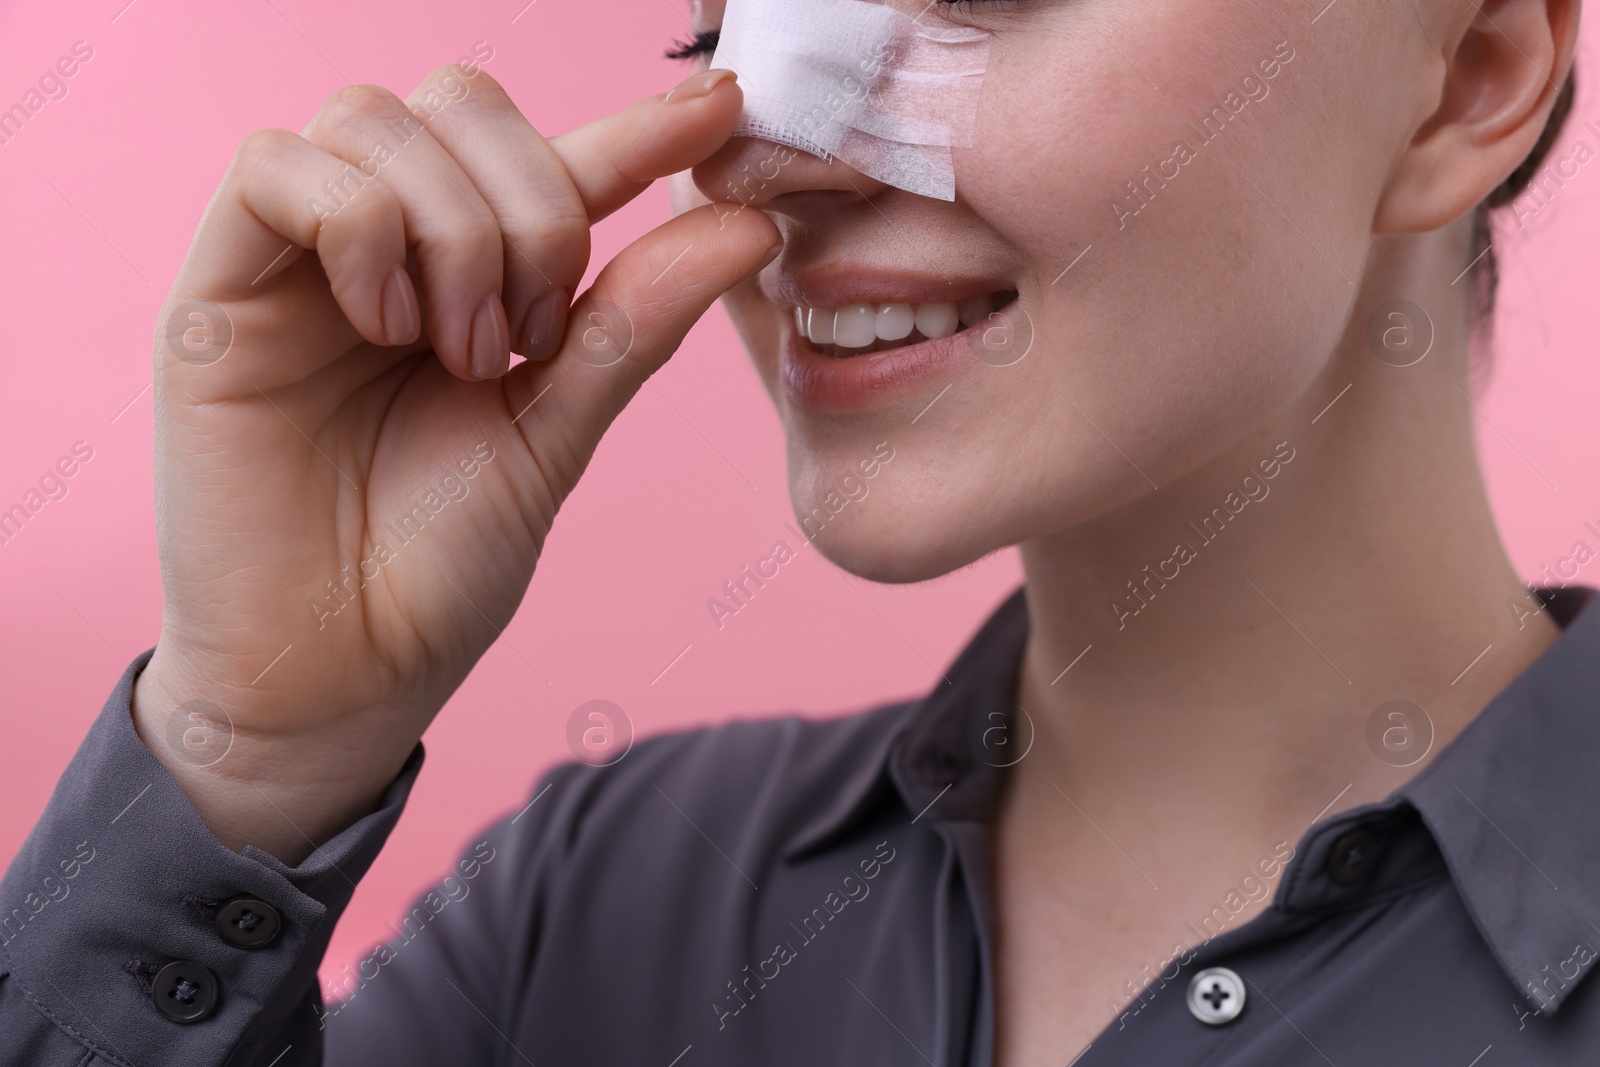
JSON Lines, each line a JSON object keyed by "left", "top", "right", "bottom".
{"left": 792, "top": 290, "right": 1020, "bottom": 357}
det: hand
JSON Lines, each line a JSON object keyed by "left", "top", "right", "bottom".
{"left": 131, "top": 64, "right": 778, "bottom": 863}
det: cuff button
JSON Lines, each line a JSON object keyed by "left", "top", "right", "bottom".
{"left": 152, "top": 960, "right": 220, "bottom": 1023}
{"left": 216, "top": 895, "right": 282, "bottom": 948}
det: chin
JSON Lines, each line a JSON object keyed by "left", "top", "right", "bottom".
{"left": 804, "top": 515, "right": 981, "bottom": 585}
{"left": 785, "top": 468, "right": 1004, "bottom": 585}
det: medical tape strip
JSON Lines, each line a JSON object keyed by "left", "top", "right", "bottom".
{"left": 709, "top": 0, "right": 989, "bottom": 201}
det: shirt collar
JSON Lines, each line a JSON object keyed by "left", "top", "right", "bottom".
{"left": 780, "top": 585, "right": 1029, "bottom": 862}
{"left": 783, "top": 581, "right": 1600, "bottom": 1014}
{"left": 1399, "top": 583, "right": 1600, "bottom": 1013}
{"left": 882, "top": 584, "right": 1030, "bottom": 826}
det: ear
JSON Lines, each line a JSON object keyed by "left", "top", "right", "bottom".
{"left": 1374, "top": 0, "right": 1580, "bottom": 234}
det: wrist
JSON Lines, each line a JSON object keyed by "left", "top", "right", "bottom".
{"left": 131, "top": 651, "right": 406, "bottom": 864}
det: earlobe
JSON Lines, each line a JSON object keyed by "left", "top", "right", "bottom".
{"left": 1373, "top": 0, "right": 1577, "bottom": 235}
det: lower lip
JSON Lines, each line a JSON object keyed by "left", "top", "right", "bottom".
{"left": 779, "top": 319, "right": 986, "bottom": 412}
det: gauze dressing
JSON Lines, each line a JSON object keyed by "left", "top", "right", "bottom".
{"left": 708, "top": 0, "right": 989, "bottom": 201}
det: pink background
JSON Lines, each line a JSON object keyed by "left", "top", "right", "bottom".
{"left": 1, "top": 0, "right": 1596, "bottom": 994}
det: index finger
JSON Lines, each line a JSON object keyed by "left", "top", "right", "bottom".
{"left": 548, "top": 68, "right": 743, "bottom": 223}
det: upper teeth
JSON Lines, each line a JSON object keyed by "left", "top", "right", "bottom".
{"left": 794, "top": 295, "right": 997, "bottom": 350}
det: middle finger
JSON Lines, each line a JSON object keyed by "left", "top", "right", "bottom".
{"left": 303, "top": 82, "right": 509, "bottom": 380}
{"left": 403, "top": 65, "right": 591, "bottom": 364}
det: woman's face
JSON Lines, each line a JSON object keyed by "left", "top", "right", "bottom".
{"left": 674, "top": 0, "right": 1430, "bottom": 583}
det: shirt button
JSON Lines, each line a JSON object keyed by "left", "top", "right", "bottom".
{"left": 152, "top": 960, "right": 220, "bottom": 1023}
{"left": 1325, "top": 827, "right": 1384, "bottom": 885}
{"left": 1187, "top": 967, "right": 1247, "bottom": 1025}
{"left": 215, "top": 895, "right": 282, "bottom": 948}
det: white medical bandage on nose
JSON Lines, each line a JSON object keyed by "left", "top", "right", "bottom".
{"left": 708, "top": 0, "right": 990, "bottom": 201}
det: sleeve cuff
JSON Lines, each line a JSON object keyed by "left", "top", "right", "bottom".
{"left": 0, "top": 647, "right": 424, "bottom": 1066}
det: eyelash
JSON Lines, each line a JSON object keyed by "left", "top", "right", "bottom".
{"left": 666, "top": 1, "right": 999, "bottom": 60}
{"left": 666, "top": 30, "right": 719, "bottom": 61}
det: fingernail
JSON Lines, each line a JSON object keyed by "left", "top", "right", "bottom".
{"left": 663, "top": 67, "right": 736, "bottom": 104}
{"left": 469, "top": 295, "right": 509, "bottom": 379}
{"left": 381, "top": 267, "right": 419, "bottom": 345}
{"left": 523, "top": 288, "right": 568, "bottom": 362}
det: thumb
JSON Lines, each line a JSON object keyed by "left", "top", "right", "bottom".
{"left": 501, "top": 202, "right": 780, "bottom": 500}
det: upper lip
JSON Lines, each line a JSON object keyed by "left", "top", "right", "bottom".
{"left": 762, "top": 265, "right": 1015, "bottom": 309}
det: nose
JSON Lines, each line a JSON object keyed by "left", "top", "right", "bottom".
{"left": 691, "top": 135, "right": 891, "bottom": 210}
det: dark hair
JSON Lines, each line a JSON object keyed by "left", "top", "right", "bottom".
{"left": 1467, "top": 66, "right": 1578, "bottom": 336}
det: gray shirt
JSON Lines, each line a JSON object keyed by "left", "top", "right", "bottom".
{"left": 4, "top": 584, "right": 1599, "bottom": 1065}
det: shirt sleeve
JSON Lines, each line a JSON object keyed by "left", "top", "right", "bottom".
{"left": 317, "top": 764, "right": 584, "bottom": 1066}
{"left": 0, "top": 648, "right": 423, "bottom": 1067}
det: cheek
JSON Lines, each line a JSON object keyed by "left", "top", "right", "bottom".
{"left": 691, "top": 0, "right": 725, "bottom": 28}
{"left": 955, "top": 4, "right": 1362, "bottom": 483}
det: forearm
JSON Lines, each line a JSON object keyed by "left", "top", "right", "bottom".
{"left": 1, "top": 649, "right": 421, "bottom": 1067}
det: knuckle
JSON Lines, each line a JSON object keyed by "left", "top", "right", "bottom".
{"left": 511, "top": 211, "right": 590, "bottom": 270}
{"left": 435, "top": 62, "right": 503, "bottom": 96}
{"left": 462, "top": 219, "right": 506, "bottom": 261}
{"left": 324, "top": 177, "right": 403, "bottom": 233}
{"left": 427, "top": 216, "right": 502, "bottom": 268}
{"left": 233, "top": 127, "right": 300, "bottom": 174}
{"left": 361, "top": 179, "right": 404, "bottom": 218}
{"left": 410, "top": 64, "right": 512, "bottom": 122}
{"left": 314, "top": 83, "right": 405, "bottom": 133}
{"left": 427, "top": 62, "right": 494, "bottom": 90}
